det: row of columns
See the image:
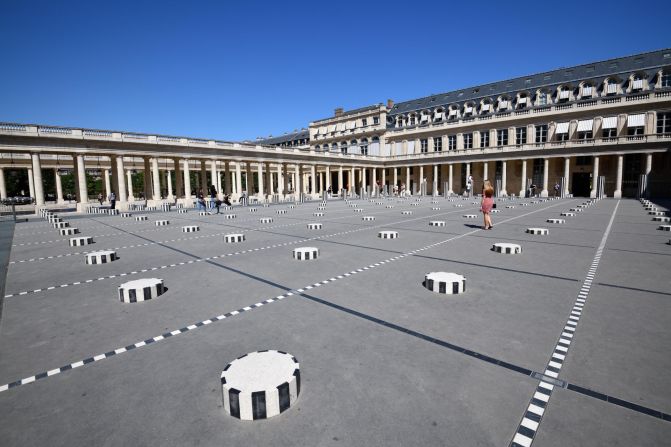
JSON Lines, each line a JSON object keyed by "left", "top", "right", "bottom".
{"left": 0, "top": 153, "right": 655, "bottom": 207}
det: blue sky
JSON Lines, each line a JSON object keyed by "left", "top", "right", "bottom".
{"left": 1, "top": 0, "right": 670, "bottom": 142}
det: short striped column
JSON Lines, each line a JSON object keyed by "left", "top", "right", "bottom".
{"left": 378, "top": 230, "right": 398, "bottom": 239}
{"left": 155, "top": 220, "right": 170, "bottom": 226}
{"left": 182, "top": 225, "right": 200, "bottom": 233}
{"left": 293, "top": 247, "right": 319, "bottom": 260}
{"left": 526, "top": 228, "right": 549, "bottom": 235}
{"left": 362, "top": 216, "right": 375, "bottom": 221}
{"left": 59, "top": 228, "right": 79, "bottom": 236}
{"left": 221, "top": 350, "right": 300, "bottom": 420}
{"left": 224, "top": 234, "right": 245, "bottom": 243}
{"left": 424, "top": 272, "right": 466, "bottom": 294}
{"left": 135, "top": 215, "right": 148, "bottom": 221}
{"left": 260, "top": 217, "right": 273, "bottom": 223}
{"left": 53, "top": 221, "right": 70, "bottom": 229}
{"left": 86, "top": 250, "right": 118, "bottom": 264}
{"left": 177, "top": 209, "right": 188, "bottom": 214}
{"left": 307, "top": 223, "right": 322, "bottom": 230}
{"left": 492, "top": 243, "right": 522, "bottom": 254}
{"left": 70, "top": 236, "right": 93, "bottom": 246}
{"left": 429, "top": 221, "right": 445, "bottom": 227}
{"left": 401, "top": 211, "right": 412, "bottom": 215}
{"left": 546, "top": 218, "right": 565, "bottom": 224}
{"left": 463, "top": 214, "right": 478, "bottom": 219}
{"left": 224, "top": 214, "right": 237, "bottom": 219}
{"left": 118, "top": 278, "right": 165, "bottom": 303}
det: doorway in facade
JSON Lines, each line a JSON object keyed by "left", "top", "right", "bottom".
{"left": 572, "top": 173, "right": 591, "bottom": 197}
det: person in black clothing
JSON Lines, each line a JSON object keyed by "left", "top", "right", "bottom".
{"left": 108, "top": 192, "right": 116, "bottom": 209}
{"left": 223, "top": 194, "right": 232, "bottom": 206}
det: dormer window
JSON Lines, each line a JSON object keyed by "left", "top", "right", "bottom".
{"left": 464, "top": 105, "right": 473, "bottom": 116}
{"left": 582, "top": 85, "right": 593, "bottom": 98}
{"left": 537, "top": 92, "right": 548, "bottom": 106}
{"left": 559, "top": 89, "right": 570, "bottom": 102}
{"left": 448, "top": 108, "right": 457, "bottom": 119}
{"left": 498, "top": 99, "right": 508, "bottom": 110}
{"left": 433, "top": 109, "right": 444, "bottom": 121}
{"left": 632, "top": 76, "right": 644, "bottom": 91}
{"left": 662, "top": 72, "right": 671, "bottom": 88}
{"left": 409, "top": 114, "right": 416, "bottom": 126}
{"left": 481, "top": 103, "right": 491, "bottom": 113}
{"left": 606, "top": 81, "right": 618, "bottom": 95}
{"left": 517, "top": 97, "right": 527, "bottom": 109}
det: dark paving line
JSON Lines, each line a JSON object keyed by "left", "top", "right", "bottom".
{"left": 604, "top": 247, "right": 671, "bottom": 257}
{"left": 596, "top": 282, "right": 671, "bottom": 297}
{"left": 0, "top": 220, "right": 15, "bottom": 324}
{"left": 412, "top": 253, "right": 581, "bottom": 284}
{"left": 293, "top": 289, "right": 671, "bottom": 425}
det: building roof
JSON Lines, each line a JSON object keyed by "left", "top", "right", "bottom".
{"left": 311, "top": 104, "right": 384, "bottom": 124}
{"left": 388, "top": 48, "right": 671, "bottom": 117}
{"left": 256, "top": 129, "right": 309, "bottom": 146}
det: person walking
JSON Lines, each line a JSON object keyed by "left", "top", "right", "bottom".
{"left": 197, "top": 189, "right": 206, "bottom": 211}
{"left": 98, "top": 193, "right": 104, "bottom": 206}
{"left": 481, "top": 180, "right": 494, "bottom": 230}
{"left": 108, "top": 191, "right": 116, "bottom": 210}
{"left": 466, "top": 174, "right": 473, "bottom": 197}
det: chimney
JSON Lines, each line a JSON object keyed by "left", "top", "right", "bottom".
{"left": 387, "top": 99, "right": 394, "bottom": 109}
{"left": 334, "top": 107, "right": 344, "bottom": 117}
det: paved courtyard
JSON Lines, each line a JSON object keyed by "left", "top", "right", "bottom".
{"left": 0, "top": 196, "right": 669, "bottom": 446}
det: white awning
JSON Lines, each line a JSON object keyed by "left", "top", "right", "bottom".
{"left": 559, "top": 90, "right": 569, "bottom": 99}
{"left": 555, "top": 122, "right": 570, "bottom": 133}
{"left": 582, "top": 86, "right": 592, "bottom": 96}
{"left": 577, "top": 119, "right": 593, "bottom": 132}
{"left": 482, "top": 104, "right": 490, "bottom": 111}
{"left": 606, "top": 83, "right": 617, "bottom": 94}
{"left": 602, "top": 117, "right": 618, "bottom": 129}
{"left": 448, "top": 109, "right": 457, "bottom": 116}
{"left": 627, "top": 113, "right": 646, "bottom": 127}
{"left": 434, "top": 112, "right": 443, "bottom": 120}
{"left": 465, "top": 106, "right": 473, "bottom": 112}
{"left": 499, "top": 100, "right": 508, "bottom": 108}
{"left": 633, "top": 79, "right": 643, "bottom": 89}
{"left": 518, "top": 97, "right": 527, "bottom": 104}
{"left": 420, "top": 115, "right": 429, "bottom": 122}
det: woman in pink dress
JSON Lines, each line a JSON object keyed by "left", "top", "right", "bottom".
{"left": 481, "top": 180, "right": 494, "bottom": 230}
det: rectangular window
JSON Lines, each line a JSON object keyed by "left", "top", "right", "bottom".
{"left": 448, "top": 135, "right": 457, "bottom": 151}
{"left": 657, "top": 112, "right": 671, "bottom": 134}
{"left": 603, "top": 128, "right": 617, "bottom": 139}
{"left": 537, "top": 93, "right": 547, "bottom": 106}
{"left": 420, "top": 139, "right": 428, "bottom": 153}
{"left": 535, "top": 125, "right": 548, "bottom": 143}
{"left": 578, "top": 131, "right": 593, "bottom": 140}
{"left": 497, "top": 129, "right": 508, "bottom": 146}
{"left": 362, "top": 118, "right": 368, "bottom": 127}
{"left": 373, "top": 117, "right": 379, "bottom": 125}
{"left": 433, "top": 137, "right": 442, "bottom": 152}
{"left": 516, "top": 127, "right": 527, "bottom": 144}
{"left": 627, "top": 126, "right": 644, "bottom": 136}
{"left": 557, "top": 133, "right": 569, "bottom": 142}
{"left": 481, "top": 131, "right": 490, "bottom": 148}
{"left": 464, "top": 133, "right": 473, "bottom": 149}
{"left": 662, "top": 73, "right": 671, "bottom": 88}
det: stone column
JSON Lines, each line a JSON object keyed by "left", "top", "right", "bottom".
{"left": 31, "top": 154, "right": 45, "bottom": 207}
{"left": 110, "top": 155, "right": 119, "bottom": 199}
{"left": 295, "top": 164, "right": 302, "bottom": 199}
{"left": 483, "top": 161, "right": 488, "bottom": 181}
{"left": 448, "top": 163, "right": 454, "bottom": 195}
{"left": 338, "top": 166, "right": 343, "bottom": 194}
{"left": 500, "top": 161, "right": 507, "bottom": 196}
{"left": 520, "top": 160, "right": 527, "bottom": 197}
{"left": 393, "top": 167, "right": 398, "bottom": 191}
{"left": 104, "top": 169, "right": 111, "bottom": 200}
{"left": 210, "top": 160, "right": 218, "bottom": 192}
{"left": 200, "top": 160, "right": 208, "bottom": 193}
{"left": 381, "top": 167, "right": 386, "bottom": 195}
{"left": 362, "top": 167, "right": 367, "bottom": 196}
{"left": 183, "top": 159, "right": 192, "bottom": 199}
{"left": 645, "top": 153, "right": 652, "bottom": 175}
{"left": 77, "top": 154, "right": 88, "bottom": 205}
{"left": 244, "top": 162, "right": 251, "bottom": 194}
{"left": 405, "top": 166, "right": 410, "bottom": 194}
{"left": 126, "top": 170, "right": 134, "bottom": 201}
{"left": 563, "top": 157, "right": 570, "bottom": 196}
{"left": 0, "top": 168, "right": 6, "bottom": 200}
{"left": 54, "top": 169, "right": 64, "bottom": 204}
{"left": 371, "top": 167, "right": 376, "bottom": 197}
{"left": 265, "top": 162, "right": 272, "bottom": 196}
{"left": 72, "top": 155, "right": 80, "bottom": 202}
{"left": 143, "top": 157, "right": 151, "bottom": 200}
{"left": 173, "top": 158, "right": 182, "bottom": 199}
{"left": 590, "top": 156, "right": 600, "bottom": 198}
{"left": 257, "top": 162, "right": 264, "bottom": 199}
{"left": 419, "top": 166, "right": 424, "bottom": 195}
{"left": 541, "top": 158, "right": 549, "bottom": 197}
{"left": 28, "top": 168, "right": 35, "bottom": 199}
{"left": 235, "top": 162, "right": 243, "bottom": 197}
{"left": 115, "top": 157, "right": 126, "bottom": 203}
{"left": 325, "top": 165, "right": 331, "bottom": 195}
{"left": 349, "top": 166, "right": 355, "bottom": 194}
{"left": 167, "top": 170, "right": 174, "bottom": 200}
{"left": 225, "top": 162, "right": 232, "bottom": 196}
{"left": 614, "top": 154, "right": 623, "bottom": 198}
{"left": 151, "top": 158, "right": 161, "bottom": 200}
{"left": 433, "top": 164, "right": 439, "bottom": 195}
{"left": 310, "top": 165, "right": 317, "bottom": 194}
{"left": 282, "top": 163, "right": 288, "bottom": 196}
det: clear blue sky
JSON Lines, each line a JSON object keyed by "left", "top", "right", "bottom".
{"left": 1, "top": 0, "right": 670, "bottom": 142}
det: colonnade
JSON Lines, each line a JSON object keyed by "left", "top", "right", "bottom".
{"left": 0, "top": 152, "right": 655, "bottom": 211}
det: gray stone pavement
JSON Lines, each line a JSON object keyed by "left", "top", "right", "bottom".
{"left": 0, "top": 196, "right": 669, "bottom": 446}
